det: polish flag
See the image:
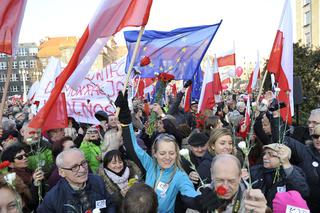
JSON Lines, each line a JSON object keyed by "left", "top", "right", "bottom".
{"left": 0, "top": 0, "right": 27, "bottom": 55}
{"left": 29, "top": 0, "right": 153, "bottom": 129}
{"left": 267, "top": 0, "right": 294, "bottom": 124}
{"left": 198, "top": 56, "right": 222, "bottom": 112}
{"left": 217, "top": 51, "right": 236, "bottom": 67}
{"left": 184, "top": 85, "right": 192, "bottom": 112}
{"left": 247, "top": 51, "right": 260, "bottom": 94}
{"left": 245, "top": 96, "right": 251, "bottom": 127}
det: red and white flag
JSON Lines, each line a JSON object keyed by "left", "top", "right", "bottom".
{"left": 0, "top": 0, "right": 27, "bottom": 55}
{"left": 198, "top": 56, "right": 222, "bottom": 112}
{"left": 247, "top": 51, "right": 260, "bottom": 94}
{"left": 184, "top": 85, "right": 192, "bottom": 112}
{"left": 245, "top": 96, "right": 251, "bottom": 127}
{"left": 217, "top": 51, "right": 236, "bottom": 67}
{"left": 29, "top": 0, "right": 153, "bottom": 129}
{"left": 267, "top": 0, "right": 294, "bottom": 124}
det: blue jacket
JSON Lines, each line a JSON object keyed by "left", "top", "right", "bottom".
{"left": 125, "top": 124, "right": 199, "bottom": 213}
{"left": 37, "top": 174, "right": 115, "bottom": 213}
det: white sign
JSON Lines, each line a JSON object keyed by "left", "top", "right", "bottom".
{"left": 32, "top": 57, "right": 126, "bottom": 124}
{"left": 286, "top": 205, "right": 310, "bottom": 213}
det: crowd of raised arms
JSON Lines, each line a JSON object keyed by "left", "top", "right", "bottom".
{"left": 0, "top": 83, "right": 319, "bottom": 213}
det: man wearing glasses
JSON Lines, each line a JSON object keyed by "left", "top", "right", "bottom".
{"left": 37, "top": 148, "right": 115, "bottom": 213}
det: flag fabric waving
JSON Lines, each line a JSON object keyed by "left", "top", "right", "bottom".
{"left": 124, "top": 21, "right": 222, "bottom": 81}
{"left": 247, "top": 51, "right": 260, "bottom": 94}
{"left": 267, "top": 0, "right": 293, "bottom": 124}
{"left": 29, "top": 0, "right": 153, "bottom": 129}
{"left": 0, "top": 0, "right": 27, "bottom": 55}
{"left": 217, "top": 51, "right": 236, "bottom": 67}
{"left": 198, "top": 56, "right": 222, "bottom": 113}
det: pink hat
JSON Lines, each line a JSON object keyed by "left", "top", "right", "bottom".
{"left": 273, "top": 191, "right": 309, "bottom": 213}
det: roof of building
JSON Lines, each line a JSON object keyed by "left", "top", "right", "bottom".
{"left": 37, "top": 36, "right": 77, "bottom": 58}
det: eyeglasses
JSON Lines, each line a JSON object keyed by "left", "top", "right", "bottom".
{"left": 262, "top": 151, "right": 278, "bottom": 158}
{"left": 312, "top": 134, "right": 320, "bottom": 139}
{"left": 61, "top": 160, "right": 88, "bottom": 173}
{"left": 15, "top": 154, "right": 27, "bottom": 160}
{"left": 214, "top": 178, "right": 238, "bottom": 186}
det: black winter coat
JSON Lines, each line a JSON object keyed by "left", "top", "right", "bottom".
{"left": 251, "top": 164, "right": 309, "bottom": 208}
{"left": 37, "top": 174, "right": 115, "bottom": 213}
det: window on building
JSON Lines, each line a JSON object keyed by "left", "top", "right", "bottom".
{"left": 304, "top": 11, "right": 311, "bottom": 26}
{"left": 0, "top": 53, "right": 6, "bottom": 58}
{"left": 29, "top": 60, "right": 37, "bottom": 68}
{"left": 0, "top": 87, "right": 4, "bottom": 93}
{"left": 0, "top": 74, "right": 6, "bottom": 82}
{"left": 10, "top": 86, "right": 19, "bottom": 92}
{"left": 305, "top": 32, "right": 311, "bottom": 47}
{"left": 19, "top": 60, "right": 28, "bottom": 69}
{"left": 12, "top": 61, "right": 18, "bottom": 69}
{"left": 304, "top": 0, "right": 311, "bottom": 5}
{"left": 0, "top": 62, "right": 7, "bottom": 70}
{"left": 25, "top": 73, "right": 30, "bottom": 81}
{"left": 10, "top": 74, "right": 18, "bottom": 82}
{"left": 18, "top": 48, "right": 27, "bottom": 57}
{"left": 21, "top": 85, "right": 29, "bottom": 92}
{"left": 29, "top": 47, "right": 38, "bottom": 56}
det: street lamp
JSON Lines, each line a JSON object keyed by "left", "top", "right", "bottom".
{"left": 19, "top": 69, "right": 28, "bottom": 101}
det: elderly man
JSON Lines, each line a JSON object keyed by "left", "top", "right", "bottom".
{"left": 250, "top": 143, "right": 309, "bottom": 208}
{"left": 37, "top": 148, "right": 115, "bottom": 213}
{"left": 197, "top": 154, "right": 268, "bottom": 212}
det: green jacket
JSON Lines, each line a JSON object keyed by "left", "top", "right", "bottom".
{"left": 80, "top": 140, "right": 102, "bottom": 173}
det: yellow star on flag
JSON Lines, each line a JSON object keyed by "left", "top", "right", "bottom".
{"left": 168, "top": 65, "right": 173, "bottom": 70}
{"left": 159, "top": 66, "right": 164, "bottom": 71}
{"left": 149, "top": 63, "right": 154, "bottom": 67}
{"left": 143, "top": 47, "right": 147, "bottom": 51}
{"left": 181, "top": 47, "right": 187, "bottom": 52}
{"left": 176, "top": 57, "right": 181, "bottom": 63}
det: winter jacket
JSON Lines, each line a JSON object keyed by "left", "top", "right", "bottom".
{"left": 37, "top": 174, "right": 115, "bottom": 213}
{"left": 80, "top": 140, "right": 102, "bottom": 173}
{"left": 97, "top": 160, "right": 142, "bottom": 211}
{"left": 123, "top": 124, "right": 200, "bottom": 213}
{"left": 284, "top": 137, "right": 320, "bottom": 213}
{"left": 251, "top": 164, "right": 309, "bottom": 208}
{"left": 168, "top": 91, "right": 196, "bottom": 128}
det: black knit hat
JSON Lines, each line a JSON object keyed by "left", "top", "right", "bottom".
{"left": 1, "top": 144, "right": 25, "bottom": 162}
{"left": 94, "top": 111, "right": 109, "bottom": 122}
{"left": 188, "top": 132, "right": 209, "bottom": 147}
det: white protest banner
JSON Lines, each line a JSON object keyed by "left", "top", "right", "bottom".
{"left": 32, "top": 57, "right": 126, "bottom": 124}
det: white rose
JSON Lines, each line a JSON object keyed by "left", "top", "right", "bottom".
{"left": 275, "top": 87, "right": 281, "bottom": 92}
{"left": 252, "top": 102, "right": 257, "bottom": 107}
{"left": 93, "top": 209, "right": 101, "bottom": 213}
{"left": 4, "top": 172, "right": 16, "bottom": 185}
{"left": 179, "top": 148, "right": 189, "bottom": 156}
{"left": 238, "top": 141, "right": 247, "bottom": 150}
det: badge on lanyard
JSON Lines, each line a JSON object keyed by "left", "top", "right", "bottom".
{"left": 277, "top": 185, "right": 286, "bottom": 193}
{"left": 157, "top": 181, "right": 169, "bottom": 197}
{"left": 312, "top": 161, "right": 319, "bottom": 167}
{"left": 95, "top": 199, "right": 106, "bottom": 209}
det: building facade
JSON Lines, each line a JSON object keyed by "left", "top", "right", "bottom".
{"left": 0, "top": 43, "right": 40, "bottom": 99}
{"left": 296, "top": 0, "right": 320, "bottom": 47}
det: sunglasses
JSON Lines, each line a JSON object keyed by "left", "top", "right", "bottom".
{"left": 312, "top": 134, "right": 320, "bottom": 139}
{"left": 15, "top": 154, "right": 27, "bottom": 160}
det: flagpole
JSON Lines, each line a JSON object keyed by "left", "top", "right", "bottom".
{"left": 116, "top": 26, "right": 145, "bottom": 116}
{"left": 256, "top": 68, "right": 268, "bottom": 105}
{"left": 0, "top": 57, "right": 14, "bottom": 130}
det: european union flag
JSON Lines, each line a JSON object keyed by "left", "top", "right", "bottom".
{"left": 124, "top": 21, "right": 222, "bottom": 80}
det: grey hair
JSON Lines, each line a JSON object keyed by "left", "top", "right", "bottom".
{"left": 56, "top": 148, "right": 84, "bottom": 168}
{"left": 210, "top": 154, "right": 241, "bottom": 178}
{"left": 310, "top": 108, "right": 320, "bottom": 117}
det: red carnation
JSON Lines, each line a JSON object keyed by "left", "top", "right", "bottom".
{"left": 85, "top": 210, "right": 92, "bottom": 213}
{"left": 34, "top": 101, "right": 40, "bottom": 107}
{"left": 158, "top": 73, "right": 174, "bottom": 82}
{"left": 216, "top": 185, "right": 227, "bottom": 196}
{"left": 140, "top": 56, "right": 151, "bottom": 67}
{"left": 8, "top": 135, "right": 14, "bottom": 140}
{"left": 29, "top": 131, "right": 36, "bottom": 135}
{"left": 0, "top": 161, "right": 10, "bottom": 170}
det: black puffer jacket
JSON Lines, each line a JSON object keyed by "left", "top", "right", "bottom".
{"left": 250, "top": 164, "right": 309, "bottom": 208}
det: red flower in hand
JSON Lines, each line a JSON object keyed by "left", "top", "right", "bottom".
{"left": 140, "top": 56, "right": 151, "bottom": 67}
{"left": 85, "top": 210, "right": 92, "bottom": 213}
{"left": 0, "top": 161, "right": 10, "bottom": 170}
{"left": 158, "top": 73, "right": 174, "bottom": 82}
{"left": 34, "top": 101, "right": 40, "bottom": 107}
{"left": 216, "top": 185, "right": 227, "bottom": 196}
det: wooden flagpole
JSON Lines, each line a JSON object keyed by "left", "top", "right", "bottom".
{"left": 116, "top": 26, "right": 145, "bottom": 117}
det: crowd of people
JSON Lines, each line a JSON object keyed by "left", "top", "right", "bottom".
{"left": 0, "top": 82, "right": 319, "bottom": 213}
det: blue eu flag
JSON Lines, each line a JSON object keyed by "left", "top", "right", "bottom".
{"left": 124, "top": 21, "right": 222, "bottom": 81}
